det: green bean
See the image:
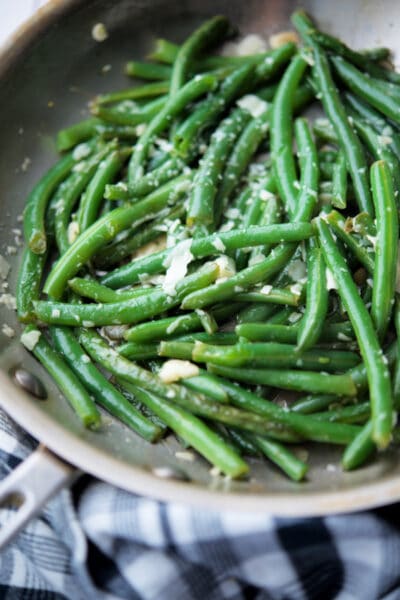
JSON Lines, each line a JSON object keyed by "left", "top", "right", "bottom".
{"left": 316, "top": 217, "right": 393, "bottom": 448}
{"left": 128, "top": 73, "right": 217, "bottom": 183}
{"left": 236, "top": 304, "right": 278, "bottom": 324}
{"left": 57, "top": 118, "right": 101, "bottom": 151}
{"left": 331, "top": 152, "right": 347, "bottom": 209}
{"left": 104, "top": 157, "right": 186, "bottom": 200}
{"left": 78, "top": 148, "right": 131, "bottom": 232}
{"left": 21, "top": 325, "right": 101, "bottom": 429}
{"left": 296, "top": 239, "right": 328, "bottom": 352}
{"left": 95, "top": 81, "right": 170, "bottom": 105}
{"left": 124, "top": 303, "right": 239, "bottom": 343}
{"left": 158, "top": 341, "right": 193, "bottom": 360}
{"left": 293, "top": 12, "right": 373, "bottom": 215}
{"left": 91, "top": 97, "right": 166, "bottom": 127}
{"left": 312, "top": 402, "right": 370, "bottom": 425}
{"left": 16, "top": 249, "right": 46, "bottom": 322}
{"left": 120, "top": 383, "right": 248, "bottom": 478}
{"left": 43, "top": 173, "right": 192, "bottom": 299}
{"left": 290, "top": 394, "right": 340, "bottom": 414}
{"left": 294, "top": 117, "right": 319, "bottom": 221}
{"left": 51, "top": 326, "right": 161, "bottom": 441}
{"left": 227, "top": 429, "right": 260, "bottom": 456}
{"left": 68, "top": 277, "right": 155, "bottom": 303}
{"left": 195, "top": 309, "right": 217, "bottom": 334}
{"left": 214, "top": 106, "right": 271, "bottom": 207}
{"left": 311, "top": 28, "right": 400, "bottom": 84}
{"left": 234, "top": 287, "right": 301, "bottom": 307}
{"left": 125, "top": 61, "right": 172, "bottom": 80}
{"left": 38, "top": 262, "right": 218, "bottom": 326}
{"left": 181, "top": 243, "right": 297, "bottom": 310}
{"left": 117, "top": 341, "right": 159, "bottom": 360}
{"left": 271, "top": 54, "right": 308, "bottom": 215}
{"left": 331, "top": 56, "right": 400, "bottom": 124}
{"left": 51, "top": 145, "right": 114, "bottom": 254}
{"left": 313, "top": 118, "right": 338, "bottom": 144}
{"left": 248, "top": 193, "right": 282, "bottom": 264}
{"left": 180, "top": 370, "right": 229, "bottom": 403}
{"left": 208, "top": 363, "right": 357, "bottom": 397}
{"left": 79, "top": 329, "right": 299, "bottom": 438}
{"left": 204, "top": 373, "right": 360, "bottom": 444}
{"left": 350, "top": 114, "right": 400, "bottom": 193}
{"left": 267, "top": 306, "right": 295, "bottom": 326}
{"left": 94, "top": 206, "right": 184, "bottom": 268}
{"left": 177, "top": 332, "right": 238, "bottom": 345}
{"left": 187, "top": 108, "right": 250, "bottom": 229}
{"left": 252, "top": 436, "right": 309, "bottom": 481}
{"left": 23, "top": 152, "right": 77, "bottom": 254}
{"left": 174, "top": 64, "right": 255, "bottom": 158}
{"left": 101, "top": 223, "right": 313, "bottom": 289}
{"left": 370, "top": 160, "right": 399, "bottom": 340}
{"left": 345, "top": 92, "right": 400, "bottom": 161}
{"left": 325, "top": 210, "right": 374, "bottom": 273}
{"left": 393, "top": 300, "right": 400, "bottom": 407}
{"left": 237, "top": 321, "right": 355, "bottom": 344}
{"left": 342, "top": 420, "right": 375, "bottom": 470}
{"left": 191, "top": 341, "right": 360, "bottom": 371}
{"left": 148, "top": 38, "right": 179, "bottom": 63}
{"left": 169, "top": 16, "right": 232, "bottom": 95}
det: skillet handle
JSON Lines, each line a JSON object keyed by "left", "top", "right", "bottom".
{"left": 0, "top": 445, "right": 76, "bottom": 550}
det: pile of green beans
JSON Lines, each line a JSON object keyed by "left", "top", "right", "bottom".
{"left": 15, "top": 12, "right": 400, "bottom": 481}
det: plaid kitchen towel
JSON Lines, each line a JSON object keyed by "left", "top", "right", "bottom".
{"left": 1, "top": 409, "right": 400, "bottom": 600}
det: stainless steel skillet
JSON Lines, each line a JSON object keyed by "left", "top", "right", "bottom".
{"left": 0, "top": 0, "right": 399, "bottom": 546}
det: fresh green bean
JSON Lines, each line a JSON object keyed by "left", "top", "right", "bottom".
{"left": 370, "top": 160, "right": 399, "bottom": 340}
{"left": 316, "top": 217, "right": 393, "bottom": 448}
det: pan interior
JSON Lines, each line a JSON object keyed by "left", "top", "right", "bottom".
{"left": 0, "top": 0, "right": 400, "bottom": 511}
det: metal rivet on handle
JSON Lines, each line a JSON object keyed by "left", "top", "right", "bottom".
{"left": 10, "top": 368, "right": 47, "bottom": 400}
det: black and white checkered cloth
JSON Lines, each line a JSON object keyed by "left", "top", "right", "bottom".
{"left": 1, "top": 409, "right": 400, "bottom": 600}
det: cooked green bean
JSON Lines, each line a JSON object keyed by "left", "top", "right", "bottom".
{"left": 297, "top": 239, "right": 328, "bottom": 352}
{"left": 294, "top": 117, "right": 319, "bottom": 221}
{"left": 234, "top": 287, "right": 302, "bottom": 307}
{"left": 43, "top": 173, "right": 192, "bottom": 299}
{"left": 237, "top": 321, "right": 355, "bottom": 344}
{"left": 120, "top": 383, "right": 248, "bottom": 477}
{"left": 271, "top": 54, "right": 308, "bottom": 216}
{"left": 91, "top": 97, "right": 167, "bottom": 127}
{"left": 292, "top": 11, "right": 373, "bottom": 215}
{"left": 325, "top": 210, "right": 374, "bottom": 273}
{"left": 290, "top": 394, "right": 340, "bottom": 414}
{"left": 252, "top": 436, "right": 309, "bottom": 481}
{"left": 316, "top": 217, "right": 393, "bottom": 448}
{"left": 21, "top": 325, "right": 101, "bottom": 429}
{"left": 370, "top": 160, "right": 399, "bottom": 340}
{"left": 101, "top": 223, "right": 313, "bottom": 289}
{"left": 125, "top": 61, "right": 172, "bottom": 80}
{"left": 68, "top": 277, "right": 155, "bottom": 303}
{"left": 95, "top": 81, "right": 170, "bottom": 105}
{"left": 16, "top": 249, "right": 47, "bottom": 323}
{"left": 37, "top": 262, "right": 218, "bottom": 326}
{"left": 169, "top": 16, "right": 232, "bottom": 95}
{"left": 128, "top": 73, "right": 217, "bottom": 183}
{"left": 51, "top": 326, "right": 161, "bottom": 441}
{"left": 341, "top": 420, "right": 375, "bottom": 470}
{"left": 208, "top": 363, "right": 357, "bottom": 397}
